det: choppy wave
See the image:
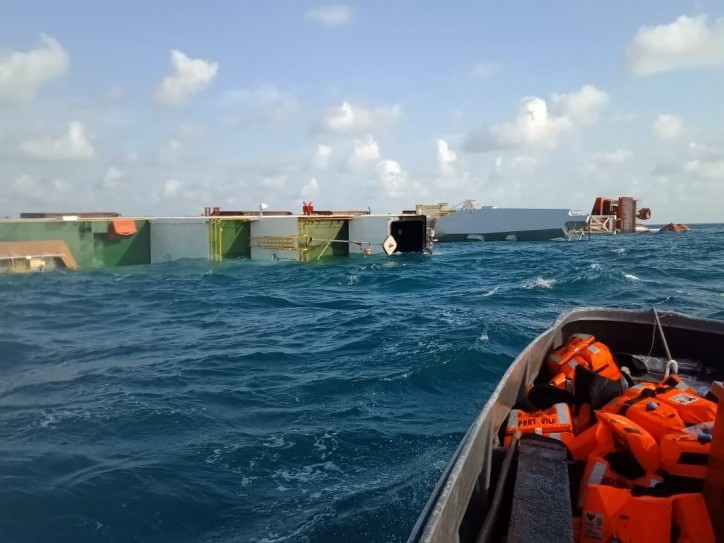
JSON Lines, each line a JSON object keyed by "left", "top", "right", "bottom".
{"left": 1, "top": 224, "right": 723, "bottom": 542}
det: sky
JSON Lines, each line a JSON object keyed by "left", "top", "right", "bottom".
{"left": 1, "top": 1, "right": 724, "bottom": 223}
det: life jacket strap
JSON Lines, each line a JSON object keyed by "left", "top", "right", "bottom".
{"left": 620, "top": 388, "right": 657, "bottom": 415}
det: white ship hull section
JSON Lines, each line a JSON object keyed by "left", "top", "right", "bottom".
{"left": 434, "top": 208, "right": 587, "bottom": 242}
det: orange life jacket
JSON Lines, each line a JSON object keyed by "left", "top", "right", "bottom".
{"left": 578, "top": 341, "right": 622, "bottom": 382}
{"left": 660, "top": 432, "right": 711, "bottom": 479}
{"left": 568, "top": 421, "right": 617, "bottom": 462}
{"left": 595, "top": 411, "right": 660, "bottom": 473}
{"left": 672, "top": 493, "right": 715, "bottom": 543}
{"left": 654, "top": 375, "right": 717, "bottom": 425}
{"left": 580, "top": 484, "right": 672, "bottom": 543}
{"left": 574, "top": 402, "right": 593, "bottom": 434}
{"left": 581, "top": 486, "right": 713, "bottom": 543}
{"left": 577, "top": 455, "right": 662, "bottom": 509}
{"left": 527, "top": 358, "right": 588, "bottom": 408}
{"left": 602, "top": 383, "right": 686, "bottom": 441}
{"left": 505, "top": 403, "right": 573, "bottom": 439}
{"left": 545, "top": 333, "right": 595, "bottom": 374}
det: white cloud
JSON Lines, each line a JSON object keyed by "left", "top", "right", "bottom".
{"left": 10, "top": 174, "right": 70, "bottom": 201}
{"left": 376, "top": 159, "right": 407, "bottom": 197}
{"left": 437, "top": 139, "right": 458, "bottom": 176}
{"left": 261, "top": 175, "right": 287, "bottom": 191}
{"left": 158, "top": 138, "right": 183, "bottom": 165}
{"left": 51, "top": 178, "right": 70, "bottom": 192}
{"left": 220, "top": 85, "right": 298, "bottom": 124}
{"left": 465, "top": 85, "right": 609, "bottom": 152}
{"left": 0, "top": 35, "right": 69, "bottom": 103}
{"left": 312, "top": 101, "right": 401, "bottom": 135}
{"left": 581, "top": 149, "right": 633, "bottom": 176}
{"left": 683, "top": 144, "right": 724, "bottom": 179}
{"left": 471, "top": 62, "right": 499, "bottom": 79}
{"left": 314, "top": 144, "right": 332, "bottom": 169}
{"left": 551, "top": 85, "right": 609, "bottom": 125}
{"left": 11, "top": 174, "right": 41, "bottom": 199}
{"left": 103, "top": 167, "right": 124, "bottom": 189}
{"left": 125, "top": 151, "right": 140, "bottom": 163}
{"left": 626, "top": 15, "right": 724, "bottom": 76}
{"left": 348, "top": 135, "right": 380, "bottom": 169}
{"left": 590, "top": 149, "right": 633, "bottom": 165}
{"left": 492, "top": 154, "right": 539, "bottom": 179}
{"left": 654, "top": 143, "right": 724, "bottom": 180}
{"left": 163, "top": 179, "right": 181, "bottom": 198}
{"left": 19, "top": 121, "right": 94, "bottom": 162}
{"left": 153, "top": 50, "right": 218, "bottom": 107}
{"left": 652, "top": 114, "right": 684, "bottom": 140}
{"left": 300, "top": 177, "right": 319, "bottom": 198}
{"left": 306, "top": 4, "right": 354, "bottom": 27}
{"left": 685, "top": 156, "right": 724, "bottom": 179}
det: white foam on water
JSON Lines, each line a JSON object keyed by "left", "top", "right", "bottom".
{"left": 381, "top": 371, "right": 412, "bottom": 382}
{"left": 482, "top": 286, "right": 499, "bottom": 297}
{"left": 624, "top": 273, "right": 640, "bottom": 281}
{"left": 346, "top": 275, "right": 359, "bottom": 286}
{"left": 274, "top": 461, "right": 342, "bottom": 485}
{"left": 523, "top": 277, "right": 556, "bottom": 290}
{"left": 263, "top": 435, "right": 294, "bottom": 449}
{"left": 611, "top": 247, "right": 626, "bottom": 254}
{"left": 313, "top": 431, "right": 339, "bottom": 459}
{"left": 38, "top": 411, "right": 57, "bottom": 428}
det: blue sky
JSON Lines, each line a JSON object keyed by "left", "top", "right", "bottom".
{"left": 2, "top": 1, "right": 724, "bottom": 222}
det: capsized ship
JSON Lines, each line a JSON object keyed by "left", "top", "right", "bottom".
{"left": 588, "top": 196, "right": 653, "bottom": 234}
{"left": 0, "top": 204, "right": 431, "bottom": 272}
{"left": 418, "top": 201, "right": 589, "bottom": 242}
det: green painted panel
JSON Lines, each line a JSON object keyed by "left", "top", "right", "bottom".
{"left": 301, "top": 219, "right": 349, "bottom": 260}
{"left": 0, "top": 219, "right": 151, "bottom": 269}
{"left": 91, "top": 221, "right": 109, "bottom": 234}
{"left": 0, "top": 221, "right": 96, "bottom": 268}
{"left": 220, "top": 220, "right": 251, "bottom": 260}
{"left": 93, "top": 220, "right": 151, "bottom": 267}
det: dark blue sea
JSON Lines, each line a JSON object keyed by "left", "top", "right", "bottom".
{"left": 2, "top": 225, "right": 723, "bottom": 542}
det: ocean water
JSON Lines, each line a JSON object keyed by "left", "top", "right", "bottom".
{"left": 1, "top": 224, "right": 723, "bottom": 542}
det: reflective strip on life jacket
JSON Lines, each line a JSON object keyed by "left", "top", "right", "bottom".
{"left": 660, "top": 432, "right": 711, "bottom": 479}
{"left": 580, "top": 485, "right": 672, "bottom": 543}
{"left": 595, "top": 411, "right": 661, "bottom": 473}
{"left": 579, "top": 342, "right": 622, "bottom": 382}
{"left": 545, "top": 334, "right": 595, "bottom": 374}
{"left": 577, "top": 456, "right": 614, "bottom": 509}
{"left": 505, "top": 403, "right": 573, "bottom": 436}
{"left": 576, "top": 455, "right": 662, "bottom": 509}
{"left": 631, "top": 473, "right": 664, "bottom": 488}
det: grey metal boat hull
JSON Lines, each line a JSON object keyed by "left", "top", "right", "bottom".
{"left": 433, "top": 208, "right": 589, "bottom": 242}
{"left": 436, "top": 228, "right": 566, "bottom": 242}
{"left": 408, "top": 307, "right": 724, "bottom": 543}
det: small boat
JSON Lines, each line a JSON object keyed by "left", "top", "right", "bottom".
{"left": 408, "top": 307, "right": 724, "bottom": 543}
{"left": 659, "top": 223, "right": 692, "bottom": 232}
